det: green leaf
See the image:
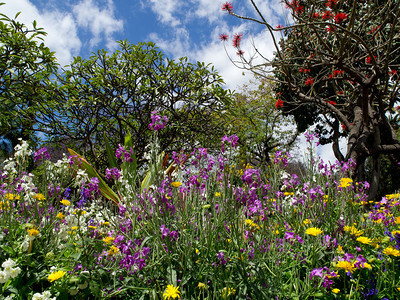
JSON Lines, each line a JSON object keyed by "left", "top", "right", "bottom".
{"left": 68, "top": 148, "right": 120, "bottom": 204}
{"left": 104, "top": 131, "right": 117, "bottom": 168}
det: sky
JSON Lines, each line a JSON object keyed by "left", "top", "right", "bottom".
{"left": 0, "top": 0, "right": 345, "bottom": 163}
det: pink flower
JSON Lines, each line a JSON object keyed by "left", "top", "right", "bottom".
{"left": 221, "top": 2, "right": 233, "bottom": 13}
{"left": 232, "top": 33, "right": 243, "bottom": 48}
{"left": 219, "top": 33, "right": 229, "bottom": 41}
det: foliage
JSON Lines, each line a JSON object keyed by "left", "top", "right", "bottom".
{"left": 0, "top": 4, "right": 58, "bottom": 149}
{"left": 1, "top": 132, "right": 400, "bottom": 299}
{"left": 38, "top": 40, "right": 232, "bottom": 173}
{"left": 224, "top": 77, "right": 298, "bottom": 164}
{"left": 221, "top": 0, "right": 400, "bottom": 200}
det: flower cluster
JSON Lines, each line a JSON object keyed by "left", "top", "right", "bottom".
{"left": 0, "top": 259, "right": 21, "bottom": 283}
{"left": 148, "top": 110, "right": 168, "bottom": 131}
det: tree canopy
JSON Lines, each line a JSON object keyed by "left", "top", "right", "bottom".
{"left": 222, "top": 0, "right": 400, "bottom": 199}
{"left": 38, "top": 40, "right": 232, "bottom": 171}
{"left": 0, "top": 5, "right": 58, "bottom": 153}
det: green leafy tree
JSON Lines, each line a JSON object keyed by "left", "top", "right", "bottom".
{"left": 40, "top": 40, "right": 232, "bottom": 172}
{"left": 225, "top": 77, "right": 298, "bottom": 164}
{"left": 221, "top": 0, "right": 400, "bottom": 199}
{"left": 0, "top": 4, "right": 58, "bottom": 150}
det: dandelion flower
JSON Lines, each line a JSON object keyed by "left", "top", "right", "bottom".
{"left": 338, "top": 178, "right": 353, "bottom": 188}
{"left": 103, "top": 236, "right": 115, "bottom": 244}
{"left": 356, "top": 236, "right": 372, "bottom": 245}
{"left": 344, "top": 225, "right": 363, "bottom": 236}
{"left": 56, "top": 212, "right": 65, "bottom": 219}
{"left": 48, "top": 270, "right": 66, "bottom": 282}
{"left": 336, "top": 260, "right": 356, "bottom": 273}
{"left": 332, "top": 288, "right": 340, "bottom": 294}
{"left": 163, "top": 284, "right": 181, "bottom": 299}
{"left": 383, "top": 246, "right": 400, "bottom": 257}
{"left": 108, "top": 245, "right": 119, "bottom": 256}
{"left": 171, "top": 182, "right": 182, "bottom": 188}
{"left": 305, "top": 227, "right": 323, "bottom": 236}
{"left": 27, "top": 228, "right": 40, "bottom": 237}
{"left": 34, "top": 193, "right": 46, "bottom": 201}
{"left": 60, "top": 199, "right": 70, "bottom": 206}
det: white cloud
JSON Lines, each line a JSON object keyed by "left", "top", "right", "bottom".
{"left": 72, "top": 0, "right": 123, "bottom": 50}
{"left": 0, "top": 0, "right": 124, "bottom": 66}
{"left": 146, "top": 0, "right": 182, "bottom": 27}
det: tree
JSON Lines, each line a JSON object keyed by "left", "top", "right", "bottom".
{"left": 0, "top": 5, "right": 58, "bottom": 150}
{"left": 224, "top": 77, "right": 298, "bottom": 164}
{"left": 221, "top": 0, "right": 400, "bottom": 199}
{"left": 39, "top": 40, "right": 232, "bottom": 172}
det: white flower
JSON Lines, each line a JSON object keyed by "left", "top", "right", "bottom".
{"left": 32, "top": 293, "right": 44, "bottom": 300}
{"left": 9, "top": 267, "right": 21, "bottom": 278}
{"left": 0, "top": 270, "right": 9, "bottom": 283}
{"left": 21, "top": 238, "right": 29, "bottom": 251}
{"left": 2, "top": 258, "right": 16, "bottom": 269}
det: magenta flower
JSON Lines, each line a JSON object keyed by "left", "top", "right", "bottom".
{"left": 148, "top": 111, "right": 168, "bottom": 131}
{"left": 237, "top": 50, "right": 245, "bottom": 56}
{"left": 34, "top": 147, "right": 50, "bottom": 162}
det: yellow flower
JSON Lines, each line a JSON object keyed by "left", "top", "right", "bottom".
{"left": 4, "top": 193, "right": 20, "bottom": 201}
{"left": 344, "top": 225, "right": 363, "bottom": 237}
{"left": 34, "top": 193, "right": 46, "bottom": 201}
{"left": 101, "top": 221, "right": 110, "bottom": 226}
{"left": 383, "top": 246, "right": 400, "bottom": 257}
{"left": 171, "top": 182, "right": 182, "bottom": 188}
{"left": 337, "top": 245, "right": 344, "bottom": 254}
{"left": 283, "top": 192, "right": 294, "bottom": 196}
{"left": 395, "top": 216, "right": 400, "bottom": 224}
{"left": 195, "top": 248, "right": 200, "bottom": 254}
{"left": 27, "top": 228, "right": 40, "bottom": 237}
{"left": 356, "top": 236, "right": 372, "bottom": 245}
{"left": 221, "top": 287, "right": 236, "bottom": 298}
{"left": 360, "top": 262, "right": 372, "bottom": 269}
{"left": 391, "top": 230, "right": 400, "bottom": 236}
{"left": 71, "top": 226, "right": 78, "bottom": 230}
{"left": 56, "top": 212, "right": 65, "bottom": 219}
{"left": 88, "top": 226, "right": 97, "bottom": 229}
{"left": 336, "top": 260, "right": 356, "bottom": 273}
{"left": 245, "top": 219, "right": 260, "bottom": 229}
{"left": 163, "top": 284, "right": 181, "bottom": 299}
{"left": 197, "top": 282, "right": 206, "bottom": 289}
{"left": 305, "top": 227, "right": 323, "bottom": 236}
{"left": 303, "top": 219, "right": 312, "bottom": 225}
{"left": 48, "top": 270, "right": 66, "bottom": 282}
{"left": 215, "top": 192, "right": 221, "bottom": 197}
{"left": 397, "top": 287, "right": 400, "bottom": 292}
{"left": 338, "top": 177, "right": 353, "bottom": 188}
{"left": 60, "top": 199, "right": 71, "bottom": 206}
{"left": 73, "top": 209, "right": 87, "bottom": 215}
{"left": 108, "top": 245, "right": 119, "bottom": 256}
{"left": 332, "top": 288, "right": 340, "bottom": 294}
{"left": 103, "top": 236, "right": 115, "bottom": 244}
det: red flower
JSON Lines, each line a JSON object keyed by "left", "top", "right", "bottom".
{"left": 236, "top": 50, "right": 245, "bottom": 56}
{"left": 322, "top": 11, "right": 333, "bottom": 20}
{"left": 287, "top": 0, "right": 304, "bottom": 14}
{"left": 334, "top": 13, "right": 347, "bottom": 23}
{"left": 305, "top": 77, "right": 314, "bottom": 86}
{"left": 325, "top": 0, "right": 337, "bottom": 9}
{"left": 232, "top": 33, "right": 243, "bottom": 48}
{"left": 299, "top": 68, "right": 311, "bottom": 73}
{"left": 219, "top": 34, "right": 229, "bottom": 41}
{"left": 341, "top": 124, "right": 346, "bottom": 131}
{"left": 333, "top": 69, "right": 344, "bottom": 77}
{"left": 327, "top": 101, "right": 337, "bottom": 105}
{"left": 337, "top": 91, "right": 344, "bottom": 95}
{"left": 327, "top": 26, "right": 336, "bottom": 33}
{"left": 275, "top": 99, "right": 284, "bottom": 108}
{"left": 276, "top": 24, "right": 283, "bottom": 29}
{"left": 311, "top": 12, "right": 320, "bottom": 18}
{"left": 365, "top": 56, "right": 376, "bottom": 64}
{"left": 221, "top": 2, "right": 233, "bottom": 13}
{"left": 389, "top": 69, "right": 398, "bottom": 76}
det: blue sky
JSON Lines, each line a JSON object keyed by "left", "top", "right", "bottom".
{"left": 0, "top": 0, "right": 286, "bottom": 90}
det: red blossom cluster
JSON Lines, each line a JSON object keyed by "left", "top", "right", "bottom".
{"left": 327, "top": 100, "right": 337, "bottom": 105}
{"left": 327, "top": 26, "right": 336, "bottom": 33}
{"left": 305, "top": 77, "right": 314, "bottom": 86}
{"left": 334, "top": 13, "right": 347, "bottom": 23}
{"left": 232, "top": 33, "right": 243, "bottom": 48}
{"left": 299, "top": 68, "right": 311, "bottom": 73}
{"left": 329, "top": 69, "right": 344, "bottom": 78}
{"left": 236, "top": 50, "right": 245, "bottom": 56}
{"left": 286, "top": 0, "right": 304, "bottom": 14}
{"left": 365, "top": 56, "right": 376, "bottom": 64}
{"left": 389, "top": 69, "right": 398, "bottom": 76}
{"left": 322, "top": 10, "right": 333, "bottom": 20}
{"left": 219, "top": 34, "right": 229, "bottom": 41}
{"left": 275, "top": 99, "right": 284, "bottom": 108}
{"left": 325, "top": 0, "right": 337, "bottom": 9}
{"left": 221, "top": 2, "right": 233, "bottom": 13}
{"left": 311, "top": 12, "right": 320, "bottom": 18}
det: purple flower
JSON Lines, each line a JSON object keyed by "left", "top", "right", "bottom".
{"left": 106, "top": 167, "right": 122, "bottom": 180}
{"left": 148, "top": 111, "right": 168, "bottom": 131}
{"left": 160, "top": 224, "right": 170, "bottom": 239}
{"left": 34, "top": 147, "right": 50, "bottom": 162}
